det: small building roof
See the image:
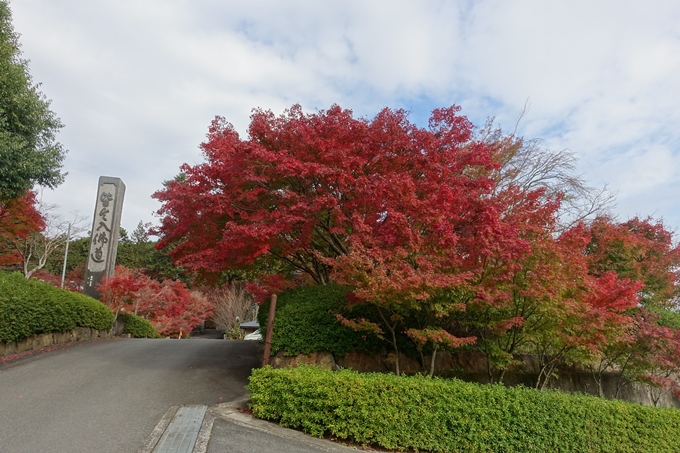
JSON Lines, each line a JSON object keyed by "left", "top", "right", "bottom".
{"left": 239, "top": 320, "right": 260, "bottom": 329}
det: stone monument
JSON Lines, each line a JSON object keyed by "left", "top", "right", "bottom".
{"left": 83, "top": 176, "right": 125, "bottom": 299}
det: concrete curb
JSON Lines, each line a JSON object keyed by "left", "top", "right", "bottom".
{"left": 203, "top": 400, "right": 367, "bottom": 452}
{"left": 137, "top": 406, "right": 180, "bottom": 453}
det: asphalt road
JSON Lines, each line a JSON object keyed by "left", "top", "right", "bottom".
{"left": 0, "top": 338, "right": 261, "bottom": 453}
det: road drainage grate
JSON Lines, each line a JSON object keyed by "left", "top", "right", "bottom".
{"left": 152, "top": 405, "right": 208, "bottom": 453}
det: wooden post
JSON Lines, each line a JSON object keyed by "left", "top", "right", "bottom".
{"left": 262, "top": 294, "right": 277, "bottom": 366}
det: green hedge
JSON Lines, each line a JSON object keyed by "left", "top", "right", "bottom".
{"left": 0, "top": 271, "right": 114, "bottom": 343}
{"left": 249, "top": 365, "right": 680, "bottom": 453}
{"left": 117, "top": 312, "right": 161, "bottom": 338}
{"left": 258, "top": 284, "right": 384, "bottom": 357}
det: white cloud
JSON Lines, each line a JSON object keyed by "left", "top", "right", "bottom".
{"left": 8, "top": 0, "right": 680, "bottom": 235}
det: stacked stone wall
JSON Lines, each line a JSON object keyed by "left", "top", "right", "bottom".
{"left": 0, "top": 328, "right": 113, "bottom": 357}
{"left": 270, "top": 349, "right": 680, "bottom": 409}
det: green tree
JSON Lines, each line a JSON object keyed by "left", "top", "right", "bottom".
{"left": 117, "top": 223, "right": 154, "bottom": 270}
{"left": 44, "top": 235, "right": 89, "bottom": 275}
{"left": 0, "top": 1, "right": 66, "bottom": 203}
{"left": 115, "top": 222, "right": 189, "bottom": 282}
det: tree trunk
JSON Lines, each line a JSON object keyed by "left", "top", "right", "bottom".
{"left": 429, "top": 346, "right": 438, "bottom": 377}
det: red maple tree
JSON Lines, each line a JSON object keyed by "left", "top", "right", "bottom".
{"left": 153, "top": 104, "right": 680, "bottom": 388}
{"left": 153, "top": 104, "right": 527, "bottom": 373}
{"left": 586, "top": 216, "right": 680, "bottom": 308}
{"left": 0, "top": 191, "right": 44, "bottom": 267}
{"left": 97, "top": 266, "right": 213, "bottom": 337}
{"left": 154, "top": 104, "right": 498, "bottom": 286}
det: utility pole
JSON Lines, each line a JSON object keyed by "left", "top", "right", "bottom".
{"left": 60, "top": 223, "right": 71, "bottom": 289}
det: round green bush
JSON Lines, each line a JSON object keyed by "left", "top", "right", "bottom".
{"left": 117, "top": 311, "right": 161, "bottom": 338}
{"left": 257, "top": 284, "right": 385, "bottom": 357}
{"left": 0, "top": 271, "right": 114, "bottom": 343}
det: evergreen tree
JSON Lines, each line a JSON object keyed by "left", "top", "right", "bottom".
{"left": 0, "top": 1, "right": 66, "bottom": 203}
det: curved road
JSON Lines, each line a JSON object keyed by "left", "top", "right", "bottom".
{"left": 0, "top": 338, "right": 260, "bottom": 453}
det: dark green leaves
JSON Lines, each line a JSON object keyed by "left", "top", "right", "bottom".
{"left": 250, "top": 365, "right": 680, "bottom": 453}
{"left": 0, "top": 271, "right": 113, "bottom": 343}
{"left": 0, "top": 1, "right": 66, "bottom": 201}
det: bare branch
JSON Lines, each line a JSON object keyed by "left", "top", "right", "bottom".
{"left": 13, "top": 198, "right": 89, "bottom": 278}
{"left": 208, "top": 283, "right": 258, "bottom": 337}
{"left": 477, "top": 120, "right": 617, "bottom": 231}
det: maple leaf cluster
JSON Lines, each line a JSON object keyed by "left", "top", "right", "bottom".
{"left": 0, "top": 191, "right": 44, "bottom": 267}
{"left": 153, "top": 104, "right": 680, "bottom": 392}
{"left": 96, "top": 266, "right": 213, "bottom": 337}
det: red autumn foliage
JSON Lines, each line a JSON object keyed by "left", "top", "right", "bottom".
{"left": 405, "top": 327, "right": 477, "bottom": 350}
{"left": 151, "top": 290, "right": 213, "bottom": 338}
{"left": 0, "top": 191, "right": 44, "bottom": 267}
{"left": 97, "top": 266, "right": 146, "bottom": 321}
{"left": 153, "top": 104, "right": 680, "bottom": 389}
{"left": 587, "top": 216, "right": 680, "bottom": 308}
{"left": 154, "top": 104, "right": 498, "bottom": 287}
{"left": 586, "top": 272, "right": 642, "bottom": 312}
{"left": 335, "top": 313, "right": 384, "bottom": 337}
{"left": 616, "top": 310, "right": 680, "bottom": 405}
{"left": 97, "top": 266, "right": 213, "bottom": 337}
{"left": 31, "top": 269, "right": 62, "bottom": 287}
{"left": 244, "top": 273, "right": 300, "bottom": 305}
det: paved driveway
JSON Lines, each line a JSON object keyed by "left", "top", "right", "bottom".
{"left": 0, "top": 338, "right": 260, "bottom": 453}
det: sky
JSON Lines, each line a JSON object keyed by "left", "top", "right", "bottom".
{"left": 9, "top": 0, "right": 680, "bottom": 237}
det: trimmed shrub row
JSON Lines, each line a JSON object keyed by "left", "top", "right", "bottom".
{"left": 117, "top": 312, "right": 161, "bottom": 338}
{"left": 258, "top": 284, "right": 384, "bottom": 357}
{"left": 249, "top": 365, "right": 680, "bottom": 453}
{"left": 0, "top": 271, "right": 114, "bottom": 343}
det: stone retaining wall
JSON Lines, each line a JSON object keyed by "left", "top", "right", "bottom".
{"left": 0, "top": 327, "right": 113, "bottom": 357}
{"left": 270, "top": 349, "right": 680, "bottom": 409}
